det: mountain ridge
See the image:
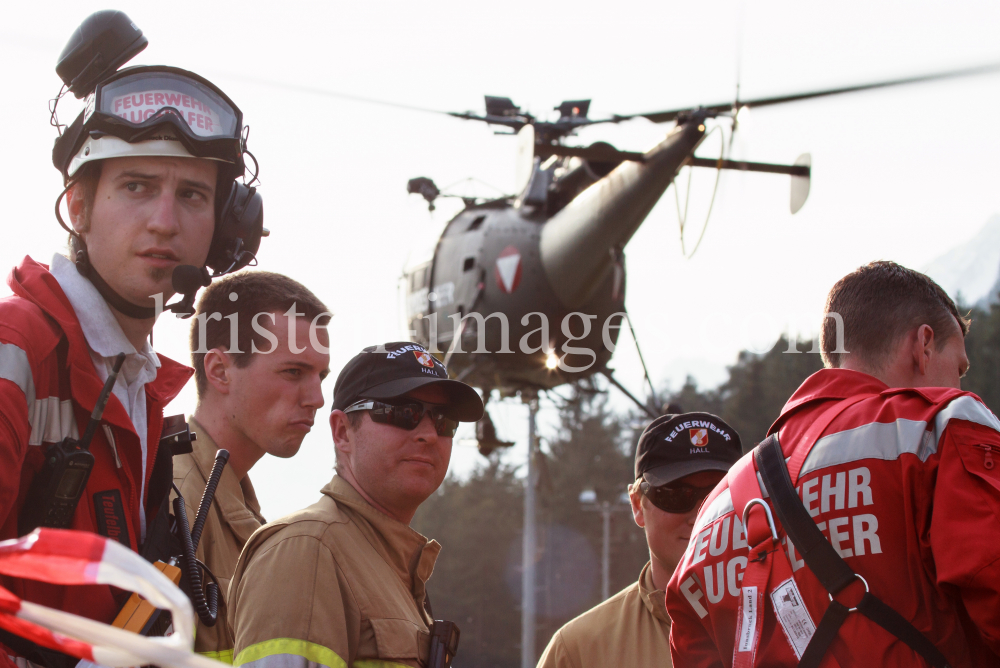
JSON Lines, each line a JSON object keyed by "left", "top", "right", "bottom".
{"left": 921, "top": 214, "right": 1000, "bottom": 307}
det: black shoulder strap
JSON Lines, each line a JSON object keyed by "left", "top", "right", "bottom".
{"left": 754, "top": 434, "right": 951, "bottom": 668}
{"left": 755, "top": 435, "right": 856, "bottom": 593}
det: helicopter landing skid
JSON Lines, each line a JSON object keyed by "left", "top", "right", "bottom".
{"left": 600, "top": 369, "right": 657, "bottom": 420}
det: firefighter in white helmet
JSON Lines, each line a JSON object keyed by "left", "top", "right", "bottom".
{"left": 0, "top": 11, "right": 265, "bottom": 665}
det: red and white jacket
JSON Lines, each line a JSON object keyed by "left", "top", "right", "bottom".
{"left": 0, "top": 257, "right": 191, "bottom": 626}
{"left": 667, "top": 368, "right": 1000, "bottom": 667}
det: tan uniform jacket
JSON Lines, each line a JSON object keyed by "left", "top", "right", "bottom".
{"left": 228, "top": 475, "right": 440, "bottom": 668}
{"left": 173, "top": 418, "right": 265, "bottom": 664}
{"left": 537, "top": 563, "right": 672, "bottom": 668}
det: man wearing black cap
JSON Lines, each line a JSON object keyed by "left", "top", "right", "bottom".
{"left": 227, "top": 342, "right": 483, "bottom": 668}
{"left": 537, "top": 412, "right": 742, "bottom": 668}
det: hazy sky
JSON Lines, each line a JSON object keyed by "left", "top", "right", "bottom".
{"left": 3, "top": 1, "right": 998, "bottom": 518}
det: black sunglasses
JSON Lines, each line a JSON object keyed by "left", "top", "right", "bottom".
{"left": 345, "top": 400, "right": 459, "bottom": 437}
{"left": 639, "top": 480, "right": 718, "bottom": 514}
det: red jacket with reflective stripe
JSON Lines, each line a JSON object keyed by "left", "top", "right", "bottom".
{"left": 0, "top": 257, "right": 192, "bottom": 625}
{"left": 666, "top": 368, "right": 1000, "bottom": 667}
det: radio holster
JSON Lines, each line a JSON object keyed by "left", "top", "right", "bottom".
{"left": 18, "top": 353, "right": 125, "bottom": 536}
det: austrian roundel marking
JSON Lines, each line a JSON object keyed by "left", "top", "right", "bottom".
{"left": 495, "top": 246, "right": 522, "bottom": 294}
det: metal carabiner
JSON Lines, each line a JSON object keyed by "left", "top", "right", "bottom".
{"left": 742, "top": 498, "right": 779, "bottom": 543}
{"left": 829, "top": 573, "right": 870, "bottom": 613}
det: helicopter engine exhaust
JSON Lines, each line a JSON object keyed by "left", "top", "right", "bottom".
{"left": 580, "top": 141, "right": 624, "bottom": 177}
{"left": 547, "top": 143, "right": 629, "bottom": 215}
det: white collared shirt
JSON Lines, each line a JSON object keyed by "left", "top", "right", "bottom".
{"left": 50, "top": 253, "right": 160, "bottom": 542}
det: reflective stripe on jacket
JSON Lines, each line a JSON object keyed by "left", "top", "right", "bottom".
{"left": 228, "top": 476, "right": 439, "bottom": 668}
{"left": 173, "top": 417, "right": 265, "bottom": 664}
{"left": 666, "top": 368, "right": 1000, "bottom": 667}
{"left": 0, "top": 256, "right": 192, "bottom": 627}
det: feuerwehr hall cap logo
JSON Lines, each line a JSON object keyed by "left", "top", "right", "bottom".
{"left": 634, "top": 412, "right": 743, "bottom": 487}
{"left": 331, "top": 342, "right": 483, "bottom": 422}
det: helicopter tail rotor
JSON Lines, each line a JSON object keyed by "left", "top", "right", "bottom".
{"left": 687, "top": 155, "right": 812, "bottom": 215}
{"left": 790, "top": 153, "right": 811, "bottom": 214}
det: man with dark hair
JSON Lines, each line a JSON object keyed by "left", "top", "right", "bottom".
{"left": 820, "top": 259, "right": 970, "bottom": 371}
{"left": 228, "top": 342, "right": 483, "bottom": 668}
{"left": 0, "top": 11, "right": 267, "bottom": 644}
{"left": 667, "top": 260, "right": 1000, "bottom": 667}
{"left": 173, "top": 270, "right": 331, "bottom": 663}
{"left": 538, "top": 413, "right": 742, "bottom": 668}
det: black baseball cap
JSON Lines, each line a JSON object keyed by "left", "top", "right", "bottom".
{"left": 635, "top": 412, "right": 742, "bottom": 487}
{"left": 331, "top": 342, "right": 484, "bottom": 422}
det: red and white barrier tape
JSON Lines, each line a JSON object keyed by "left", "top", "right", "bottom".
{"left": 0, "top": 529, "right": 220, "bottom": 668}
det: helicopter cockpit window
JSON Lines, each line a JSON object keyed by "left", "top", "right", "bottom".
{"left": 467, "top": 215, "right": 486, "bottom": 231}
{"left": 410, "top": 265, "right": 429, "bottom": 291}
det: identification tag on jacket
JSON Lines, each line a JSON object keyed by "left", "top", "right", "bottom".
{"left": 736, "top": 586, "right": 758, "bottom": 653}
{"left": 770, "top": 578, "right": 816, "bottom": 659}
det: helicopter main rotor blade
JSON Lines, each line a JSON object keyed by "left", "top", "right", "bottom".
{"left": 736, "top": 61, "right": 1000, "bottom": 110}
{"left": 611, "top": 61, "right": 1000, "bottom": 124}
{"left": 217, "top": 73, "right": 528, "bottom": 128}
{"left": 215, "top": 72, "right": 455, "bottom": 117}
{"left": 446, "top": 111, "right": 528, "bottom": 131}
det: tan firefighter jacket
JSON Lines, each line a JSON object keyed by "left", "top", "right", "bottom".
{"left": 537, "top": 562, "right": 673, "bottom": 668}
{"left": 173, "top": 417, "right": 265, "bottom": 664}
{"left": 228, "top": 475, "right": 440, "bottom": 668}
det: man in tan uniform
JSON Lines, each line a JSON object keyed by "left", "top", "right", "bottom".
{"left": 537, "top": 412, "right": 742, "bottom": 668}
{"left": 174, "top": 271, "right": 331, "bottom": 663}
{"left": 228, "top": 342, "right": 482, "bottom": 668}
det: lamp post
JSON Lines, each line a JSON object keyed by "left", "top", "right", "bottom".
{"left": 580, "top": 489, "right": 632, "bottom": 601}
{"left": 521, "top": 392, "right": 538, "bottom": 668}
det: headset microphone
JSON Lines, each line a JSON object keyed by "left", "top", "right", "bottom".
{"left": 166, "top": 264, "right": 211, "bottom": 318}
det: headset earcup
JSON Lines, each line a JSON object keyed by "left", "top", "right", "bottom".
{"left": 53, "top": 112, "right": 86, "bottom": 178}
{"left": 206, "top": 182, "right": 264, "bottom": 275}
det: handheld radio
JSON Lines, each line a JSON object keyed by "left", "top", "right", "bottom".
{"left": 428, "top": 620, "right": 460, "bottom": 668}
{"left": 19, "top": 352, "right": 125, "bottom": 535}
{"left": 113, "top": 448, "right": 231, "bottom": 635}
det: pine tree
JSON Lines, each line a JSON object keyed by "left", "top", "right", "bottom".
{"left": 532, "top": 391, "right": 649, "bottom": 652}
{"left": 413, "top": 461, "right": 524, "bottom": 667}
{"left": 412, "top": 390, "right": 650, "bottom": 667}
{"left": 962, "top": 304, "right": 1000, "bottom": 413}
{"left": 659, "top": 336, "right": 824, "bottom": 450}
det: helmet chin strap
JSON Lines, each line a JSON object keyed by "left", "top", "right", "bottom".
{"left": 76, "top": 247, "right": 157, "bottom": 320}
{"left": 75, "top": 246, "right": 210, "bottom": 321}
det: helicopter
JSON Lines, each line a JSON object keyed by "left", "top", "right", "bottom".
{"left": 398, "top": 62, "right": 1000, "bottom": 440}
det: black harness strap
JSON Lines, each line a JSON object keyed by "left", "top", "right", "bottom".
{"left": 856, "top": 594, "right": 951, "bottom": 665}
{"left": 756, "top": 435, "right": 856, "bottom": 595}
{"left": 754, "top": 434, "right": 951, "bottom": 668}
{"left": 798, "top": 600, "right": 850, "bottom": 667}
